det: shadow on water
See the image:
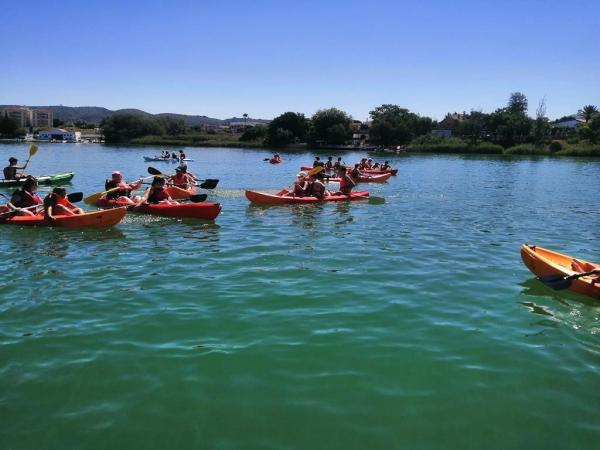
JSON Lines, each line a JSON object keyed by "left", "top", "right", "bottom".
{"left": 519, "top": 278, "right": 600, "bottom": 336}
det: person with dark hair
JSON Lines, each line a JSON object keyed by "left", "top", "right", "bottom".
{"left": 308, "top": 172, "right": 330, "bottom": 199}
{"left": 140, "top": 176, "right": 176, "bottom": 205}
{"left": 8, "top": 177, "right": 42, "bottom": 216}
{"left": 44, "top": 187, "right": 83, "bottom": 220}
{"left": 3, "top": 157, "right": 26, "bottom": 180}
{"left": 336, "top": 166, "right": 356, "bottom": 195}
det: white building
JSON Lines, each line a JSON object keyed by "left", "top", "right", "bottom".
{"left": 552, "top": 118, "right": 584, "bottom": 129}
{"left": 38, "top": 128, "right": 81, "bottom": 142}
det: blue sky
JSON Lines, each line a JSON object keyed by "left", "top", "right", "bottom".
{"left": 1, "top": 0, "right": 598, "bottom": 120}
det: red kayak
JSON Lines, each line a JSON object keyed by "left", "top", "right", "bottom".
{"left": 245, "top": 190, "right": 369, "bottom": 204}
{"left": 300, "top": 166, "right": 398, "bottom": 175}
{"left": 95, "top": 198, "right": 221, "bottom": 220}
{"left": 0, "top": 206, "right": 127, "bottom": 228}
{"left": 326, "top": 172, "right": 391, "bottom": 183}
{"left": 165, "top": 185, "right": 197, "bottom": 200}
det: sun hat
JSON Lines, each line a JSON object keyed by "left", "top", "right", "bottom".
{"left": 112, "top": 170, "right": 122, "bottom": 176}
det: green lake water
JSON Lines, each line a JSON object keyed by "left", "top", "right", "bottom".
{"left": 1, "top": 143, "right": 599, "bottom": 449}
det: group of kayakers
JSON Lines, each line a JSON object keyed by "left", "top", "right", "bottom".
{"left": 311, "top": 156, "right": 392, "bottom": 176}
{"left": 288, "top": 165, "right": 355, "bottom": 198}
{"left": 160, "top": 150, "right": 186, "bottom": 161}
{"left": 4, "top": 176, "right": 83, "bottom": 219}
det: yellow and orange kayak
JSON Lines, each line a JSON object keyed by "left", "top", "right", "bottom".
{"left": 520, "top": 244, "right": 600, "bottom": 299}
{"left": 0, "top": 207, "right": 127, "bottom": 228}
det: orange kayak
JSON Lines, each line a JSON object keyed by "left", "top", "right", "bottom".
{"left": 165, "top": 185, "right": 197, "bottom": 200}
{"left": 326, "top": 172, "right": 392, "bottom": 183}
{"left": 520, "top": 244, "right": 600, "bottom": 299}
{"left": 0, "top": 207, "right": 127, "bottom": 228}
{"left": 245, "top": 190, "right": 369, "bottom": 204}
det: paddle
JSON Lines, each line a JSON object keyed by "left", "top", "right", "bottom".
{"left": 19, "top": 144, "right": 38, "bottom": 176}
{"left": 1, "top": 192, "right": 83, "bottom": 218}
{"left": 147, "top": 167, "right": 219, "bottom": 189}
{"left": 189, "top": 194, "right": 208, "bottom": 203}
{"left": 538, "top": 269, "right": 600, "bottom": 290}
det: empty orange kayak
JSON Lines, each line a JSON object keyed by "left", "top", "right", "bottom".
{"left": 0, "top": 207, "right": 127, "bottom": 228}
{"left": 520, "top": 244, "right": 600, "bottom": 299}
{"left": 245, "top": 190, "right": 369, "bottom": 204}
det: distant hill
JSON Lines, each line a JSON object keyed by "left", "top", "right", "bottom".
{"left": 0, "top": 105, "right": 269, "bottom": 126}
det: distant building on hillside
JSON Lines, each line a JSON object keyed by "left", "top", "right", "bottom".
{"left": 38, "top": 128, "right": 80, "bottom": 142}
{"left": 351, "top": 120, "right": 371, "bottom": 146}
{"left": 0, "top": 106, "right": 53, "bottom": 129}
{"left": 551, "top": 118, "right": 584, "bottom": 129}
{"left": 432, "top": 112, "right": 466, "bottom": 138}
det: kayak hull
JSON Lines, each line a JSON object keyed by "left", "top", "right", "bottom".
{"left": 520, "top": 244, "right": 600, "bottom": 300}
{"left": 95, "top": 198, "right": 221, "bottom": 220}
{"left": 0, "top": 207, "right": 127, "bottom": 228}
{"left": 245, "top": 190, "right": 369, "bottom": 204}
{"left": 0, "top": 172, "right": 75, "bottom": 187}
{"left": 300, "top": 166, "right": 397, "bottom": 175}
{"left": 326, "top": 172, "right": 392, "bottom": 183}
{"left": 143, "top": 157, "right": 193, "bottom": 162}
{"left": 165, "top": 185, "right": 198, "bottom": 200}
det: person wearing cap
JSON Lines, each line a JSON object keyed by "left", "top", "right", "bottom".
{"left": 286, "top": 171, "right": 309, "bottom": 197}
{"left": 3, "top": 157, "right": 26, "bottom": 181}
{"left": 104, "top": 171, "right": 143, "bottom": 204}
{"left": 7, "top": 177, "right": 42, "bottom": 216}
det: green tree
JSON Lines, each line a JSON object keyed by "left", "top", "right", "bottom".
{"left": 311, "top": 108, "right": 352, "bottom": 145}
{"left": 240, "top": 125, "right": 267, "bottom": 141}
{"left": 458, "top": 111, "right": 490, "bottom": 142}
{"left": 101, "top": 114, "right": 165, "bottom": 143}
{"left": 579, "top": 115, "right": 600, "bottom": 143}
{"left": 266, "top": 112, "right": 309, "bottom": 146}
{"left": 0, "top": 115, "right": 19, "bottom": 137}
{"left": 369, "top": 104, "right": 432, "bottom": 146}
{"left": 158, "top": 116, "right": 186, "bottom": 136}
{"left": 533, "top": 98, "right": 549, "bottom": 146}
{"left": 578, "top": 105, "right": 599, "bottom": 122}
{"left": 507, "top": 92, "right": 528, "bottom": 114}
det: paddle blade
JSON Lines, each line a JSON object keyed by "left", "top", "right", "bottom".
{"left": 67, "top": 192, "right": 83, "bottom": 203}
{"left": 537, "top": 275, "right": 571, "bottom": 290}
{"left": 308, "top": 166, "right": 324, "bottom": 176}
{"left": 29, "top": 144, "right": 39, "bottom": 156}
{"left": 189, "top": 194, "right": 208, "bottom": 203}
{"left": 148, "top": 167, "right": 162, "bottom": 176}
{"left": 368, "top": 196, "right": 385, "bottom": 205}
{"left": 83, "top": 191, "right": 105, "bottom": 205}
{"left": 199, "top": 179, "right": 219, "bottom": 189}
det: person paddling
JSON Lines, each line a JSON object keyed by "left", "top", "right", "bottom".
{"left": 7, "top": 177, "right": 42, "bottom": 216}
{"left": 380, "top": 161, "right": 391, "bottom": 171}
{"left": 44, "top": 187, "right": 83, "bottom": 220}
{"left": 179, "top": 150, "right": 186, "bottom": 161}
{"left": 105, "top": 171, "right": 142, "bottom": 204}
{"left": 3, "top": 157, "right": 26, "bottom": 181}
{"left": 313, "top": 156, "right": 324, "bottom": 168}
{"left": 271, "top": 153, "right": 281, "bottom": 163}
{"left": 140, "top": 176, "right": 176, "bottom": 205}
{"left": 366, "top": 158, "right": 374, "bottom": 169}
{"left": 333, "top": 157, "right": 344, "bottom": 174}
{"left": 358, "top": 158, "right": 368, "bottom": 170}
{"left": 286, "top": 171, "right": 309, "bottom": 197}
{"left": 169, "top": 167, "right": 194, "bottom": 189}
{"left": 308, "top": 172, "right": 330, "bottom": 199}
{"left": 336, "top": 166, "right": 356, "bottom": 195}
{"left": 350, "top": 163, "right": 363, "bottom": 179}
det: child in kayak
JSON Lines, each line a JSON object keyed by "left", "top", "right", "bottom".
{"left": 44, "top": 187, "right": 83, "bottom": 220}
{"left": 333, "top": 157, "right": 343, "bottom": 173}
{"left": 140, "top": 177, "right": 176, "bottom": 205}
{"left": 308, "top": 172, "right": 330, "bottom": 199}
{"left": 350, "top": 164, "right": 363, "bottom": 179}
{"left": 105, "top": 171, "right": 143, "bottom": 204}
{"left": 358, "top": 158, "right": 368, "bottom": 170}
{"left": 3, "top": 157, "right": 26, "bottom": 181}
{"left": 336, "top": 166, "right": 356, "bottom": 195}
{"left": 380, "top": 161, "right": 391, "bottom": 171}
{"left": 286, "top": 171, "right": 309, "bottom": 197}
{"left": 366, "top": 158, "right": 374, "bottom": 169}
{"left": 271, "top": 153, "right": 282, "bottom": 163}
{"left": 7, "top": 177, "right": 41, "bottom": 216}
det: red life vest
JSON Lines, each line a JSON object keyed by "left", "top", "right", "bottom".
{"left": 148, "top": 188, "right": 169, "bottom": 203}
{"left": 11, "top": 189, "right": 42, "bottom": 208}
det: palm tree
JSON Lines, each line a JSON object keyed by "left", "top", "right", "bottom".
{"left": 243, "top": 113, "right": 248, "bottom": 127}
{"left": 578, "top": 105, "right": 599, "bottom": 122}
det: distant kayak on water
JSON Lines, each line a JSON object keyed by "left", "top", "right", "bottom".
{"left": 143, "top": 156, "right": 193, "bottom": 163}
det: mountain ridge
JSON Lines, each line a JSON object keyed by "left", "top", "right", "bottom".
{"left": 0, "top": 105, "right": 270, "bottom": 126}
